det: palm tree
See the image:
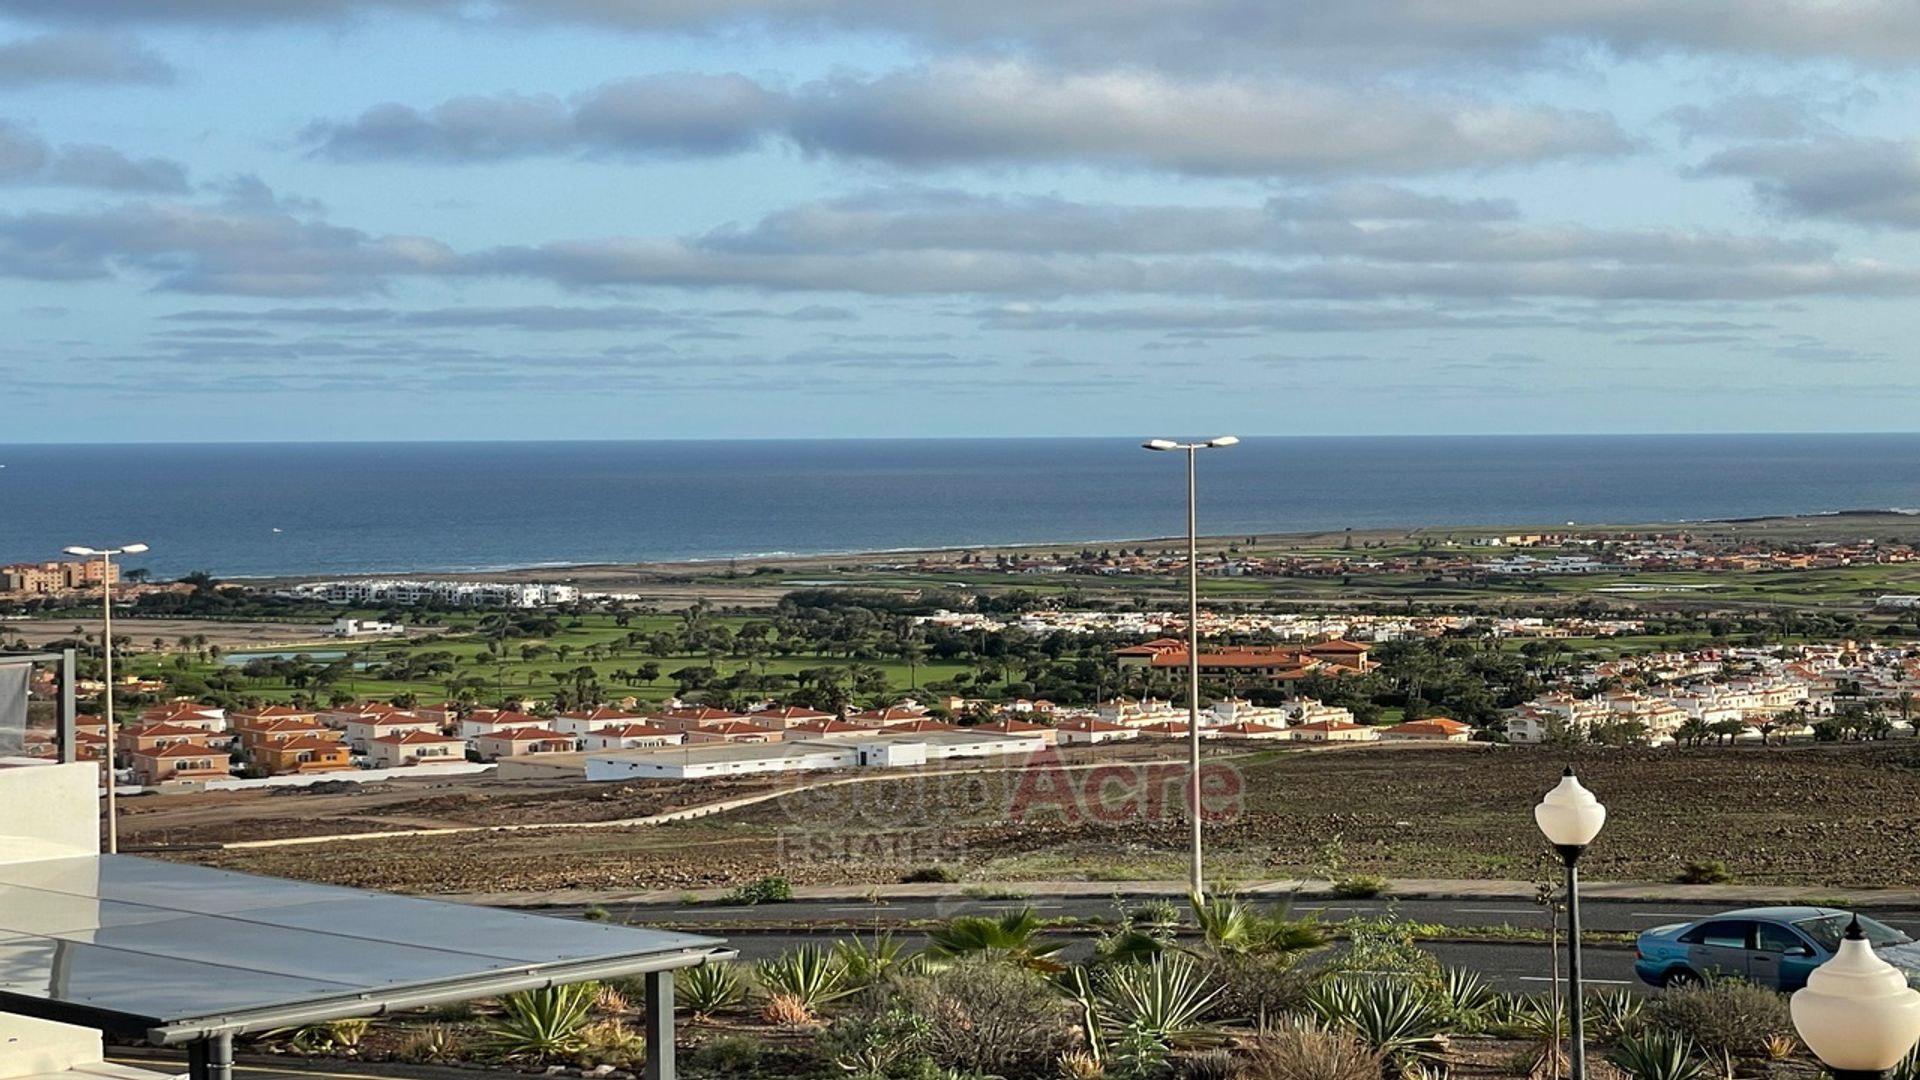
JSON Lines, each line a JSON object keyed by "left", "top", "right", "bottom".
{"left": 1676, "top": 716, "right": 1711, "bottom": 747}
{"left": 925, "top": 906, "right": 1066, "bottom": 973}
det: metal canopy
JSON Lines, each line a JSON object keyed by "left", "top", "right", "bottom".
{"left": 0, "top": 854, "right": 728, "bottom": 1045}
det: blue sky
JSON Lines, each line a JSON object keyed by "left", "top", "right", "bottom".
{"left": 3, "top": 2, "right": 1920, "bottom": 441}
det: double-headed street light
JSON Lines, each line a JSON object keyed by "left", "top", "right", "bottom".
{"left": 1792, "top": 915, "right": 1920, "bottom": 1080}
{"left": 1141, "top": 436, "right": 1238, "bottom": 899}
{"left": 63, "top": 542, "right": 148, "bottom": 855}
{"left": 1536, "top": 768, "right": 1607, "bottom": 1080}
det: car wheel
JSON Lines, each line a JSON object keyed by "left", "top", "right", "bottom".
{"left": 1662, "top": 968, "right": 1702, "bottom": 989}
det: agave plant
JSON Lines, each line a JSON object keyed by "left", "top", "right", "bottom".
{"left": 832, "top": 931, "right": 913, "bottom": 990}
{"left": 1441, "top": 968, "right": 1496, "bottom": 1032}
{"left": 1308, "top": 978, "right": 1450, "bottom": 1067}
{"left": 1609, "top": 1030, "right": 1706, "bottom": 1080}
{"left": 676, "top": 960, "right": 746, "bottom": 1019}
{"left": 754, "top": 945, "right": 852, "bottom": 1011}
{"left": 927, "top": 906, "right": 1068, "bottom": 973}
{"left": 1095, "top": 953, "right": 1224, "bottom": 1050}
{"left": 483, "top": 983, "right": 598, "bottom": 1062}
{"left": 1586, "top": 987, "right": 1647, "bottom": 1040}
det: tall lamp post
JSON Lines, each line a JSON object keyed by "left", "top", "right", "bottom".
{"left": 1535, "top": 768, "right": 1606, "bottom": 1080}
{"left": 1141, "top": 435, "right": 1238, "bottom": 899}
{"left": 63, "top": 542, "right": 148, "bottom": 855}
{"left": 1792, "top": 915, "right": 1920, "bottom": 1080}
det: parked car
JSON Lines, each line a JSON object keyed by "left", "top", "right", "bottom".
{"left": 1635, "top": 906, "right": 1920, "bottom": 991}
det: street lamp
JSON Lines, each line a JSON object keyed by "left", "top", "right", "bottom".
{"left": 1140, "top": 436, "right": 1238, "bottom": 898}
{"left": 1791, "top": 915, "right": 1920, "bottom": 1080}
{"left": 1535, "top": 768, "right": 1606, "bottom": 1080}
{"left": 63, "top": 542, "right": 148, "bottom": 855}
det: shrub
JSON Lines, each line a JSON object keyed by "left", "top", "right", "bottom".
{"left": 1675, "top": 860, "right": 1736, "bottom": 885}
{"left": 893, "top": 957, "right": 1077, "bottom": 1077}
{"left": 393, "top": 1024, "right": 461, "bottom": 1063}
{"left": 484, "top": 983, "right": 597, "bottom": 1062}
{"left": 756, "top": 946, "right": 852, "bottom": 1012}
{"left": 818, "top": 1003, "right": 935, "bottom": 1079}
{"left": 583, "top": 905, "right": 612, "bottom": 922}
{"left": 677, "top": 961, "right": 747, "bottom": 1018}
{"left": 689, "top": 1034, "right": 763, "bottom": 1073}
{"left": 1095, "top": 954, "right": 1223, "bottom": 1051}
{"left": 1057, "top": 1049, "right": 1105, "bottom": 1080}
{"left": 1587, "top": 987, "right": 1647, "bottom": 1040}
{"left": 833, "top": 932, "right": 913, "bottom": 991}
{"left": 761, "top": 991, "right": 816, "bottom": 1028}
{"left": 726, "top": 875, "right": 795, "bottom": 905}
{"left": 1204, "top": 953, "right": 1314, "bottom": 1028}
{"left": 1239, "top": 1023, "right": 1383, "bottom": 1080}
{"left": 1173, "top": 1048, "right": 1236, "bottom": 1080}
{"left": 593, "top": 983, "right": 630, "bottom": 1014}
{"left": 1646, "top": 981, "right": 1792, "bottom": 1074}
{"left": 1307, "top": 979, "right": 1450, "bottom": 1068}
{"left": 1610, "top": 1031, "right": 1707, "bottom": 1080}
{"left": 903, "top": 864, "right": 962, "bottom": 883}
{"left": 1331, "top": 875, "right": 1391, "bottom": 900}
{"left": 575, "top": 1019, "right": 647, "bottom": 1068}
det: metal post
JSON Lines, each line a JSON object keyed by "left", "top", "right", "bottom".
{"left": 1185, "top": 446, "right": 1203, "bottom": 900}
{"left": 186, "top": 1041, "right": 208, "bottom": 1080}
{"left": 209, "top": 1033, "right": 232, "bottom": 1080}
{"left": 1561, "top": 846, "right": 1586, "bottom": 1080}
{"left": 644, "top": 968, "right": 676, "bottom": 1080}
{"left": 100, "top": 554, "right": 117, "bottom": 855}
{"left": 59, "top": 648, "right": 76, "bottom": 764}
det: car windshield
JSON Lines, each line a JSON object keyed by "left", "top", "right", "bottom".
{"left": 1795, "top": 914, "right": 1913, "bottom": 950}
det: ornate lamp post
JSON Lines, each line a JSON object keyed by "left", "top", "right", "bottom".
{"left": 1535, "top": 768, "right": 1606, "bottom": 1080}
{"left": 1792, "top": 915, "right": 1920, "bottom": 1080}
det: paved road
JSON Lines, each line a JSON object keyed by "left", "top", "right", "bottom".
{"left": 566, "top": 893, "right": 1920, "bottom": 937}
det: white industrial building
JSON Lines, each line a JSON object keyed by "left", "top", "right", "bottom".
{"left": 584, "top": 730, "right": 1040, "bottom": 781}
{"left": 286, "top": 579, "right": 579, "bottom": 609}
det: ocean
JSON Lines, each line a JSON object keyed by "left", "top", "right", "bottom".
{"left": 2, "top": 435, "right": 1918, "bottom": 579}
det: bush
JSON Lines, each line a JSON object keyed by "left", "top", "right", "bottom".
{"left": 689, "top": 1034, "right": 763, "bottom": 1073}
{"left": 818, "top": 1002, "right": 935, "bottom": 1079}
{"left": 575, "top": 1019, "right": 646, "bottom": 1068}
{"left": 1239, "top": 1023, "right": 1383, "bottom": 1080}
{"left": 761, "top": 991, "right": 815, "bottom": 1028}
{"left": 902, "top": 864, "right": 962, "bottom": 883}
{"left": 1647, "top": 981, "right": 1792, "bottom": 1071}
{"left": 484, "top": 983, "right": 597, "bottom": 1062}
{"left": 1610, "top": 1030, "right": 1707, "bottom": 1080}
{"left": 892, "top": 957, "right": 1077, "bottom": 1077}
{"left": 1171, "top": 1048, "right": 1236, "bottom": 1080}
{"left": 755, "top": 946, "right": 851, "bottom": 1012}
{"left": 583, "top": 905, "right": 612, "bottom": 922}
{"left": 726, "top": 875, "right": 795, "bottom": 905}
{"left": 833, "top": 932, "right": 915, "bottom": 990}
{"left": 393, "top": 1024, "right": 462, "bottom": 1064}
{"left": 677, "top": 961, "right": 747, "bottom": 1018}
{"left": 1675, "top": 860, "right": 1737, "bottom": 885}
{"left": 1204, "top": 954, "right": 1314, "bottom": 1028}
{"left": 1307, "top": 979, "right": 1451, "bottom": 1068}
{"left": 1331, "top": 875, "right": 1391, "bottom": 900}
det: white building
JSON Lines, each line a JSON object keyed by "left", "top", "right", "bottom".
{"left": 584, "top": 730, "right": 1040, "bottom": 781}
{"left": 287, "top": 579, "right": 579, "bottom": 609}
{"left": 331, "top": 617, "right": 401, "bottom": 637}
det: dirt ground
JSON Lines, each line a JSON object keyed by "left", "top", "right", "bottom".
{"left": 174, "top": 741, "right": 1920, "bottom": 895}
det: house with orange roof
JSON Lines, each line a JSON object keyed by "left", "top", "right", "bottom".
{"left": 472, "top": 726, "right": 576, "bottom": 760}
{"left": 256, "top": 735, "right": 354, "bottom": 776}
{"left": 367, "top": 730, "right": 469, "bottom": 769}
{"left": 885, "top": 719, "right": 959, "bottom": 735}
{"left": 972, "top": 718, "right": 1056, "bottom": 744}
{"left": 234, "top": 716, "right": 332, "bottom": 754}
{"left": 458, "top": 709, "right": 552, "bottom": 741}
{"left": 231, "top": 704, "right": 319, "bottom": 727}
{"left": 1382, "top": 718, "right": 1473, "bottom": 742}
{"left": 318, "top": 702, "right": 412, "bottom": 731}
{"left": 138, "top": 702, "right": 227, "bottom": 732}
{"left": 1213, "top": 721, "right": 1291, "bottom": 741}
{"left": 1055, "top": 717, "right": 1138, "bottom": 745}
{"left": 846, "top": 704, "right": 930, "bottom": 726}
{"left": 746, "top": 705, "right": 836, "bottom": 730}
{"left": 131, "top": 742, "right": 231, "bottom": 786}
{"left": 785, "top": 718, "right": 875, "bottom": 740}
{"left": 579, "top": 723, "right": 683, "bottom": 752}
{"left": 344, "top": 712, "right": 443, "bottom": 753}
{"left": 1291, "top": 720, "right": 1380, "bottom": 743}
{"left": 116, "top": 722, "right": 218, "bottom": 760}
{"left": 644, "top": 707, "right": 749, "bottom": 733}
{"left": 552, "top": 708, "right": 646, "bottom": 737}
{"left": 683, "top": 721, "right": 782, "bottom": 745}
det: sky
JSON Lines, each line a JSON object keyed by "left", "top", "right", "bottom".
{"left": 3, "top": 2, "right": 1920, "bottom": 442}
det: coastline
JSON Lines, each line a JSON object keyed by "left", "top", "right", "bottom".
{"left": 233, "top": 509, "right": 1920, "bottom": 590}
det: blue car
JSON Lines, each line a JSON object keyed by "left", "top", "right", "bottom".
{"left": 1635, "top": 906, "right": 1920, "bottom": 991}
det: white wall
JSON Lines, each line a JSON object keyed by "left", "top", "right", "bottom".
{"left": 0, "top": 761, "right": 99, "bottom": 863}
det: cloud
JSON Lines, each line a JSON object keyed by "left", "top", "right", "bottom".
{"left": 1662, "top": 93, "right": 1837, "bottom": 143}
{"left": 1702, "top": 138, "right": 1920, "bottom": 229}
{"left": 13, "top": 1, "right": 1920, "bottom": 68}
{"left": 0, "top": 32, "right": 174, "bottom": 87}
{"left": 0, "top": 195, "right": 454, "bottom": 295}
{"left": 303, "top": 62, "right": 1629, "bottom": 177}
{"left": 0, "top": 121, "right": 188, "bottom": 191}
